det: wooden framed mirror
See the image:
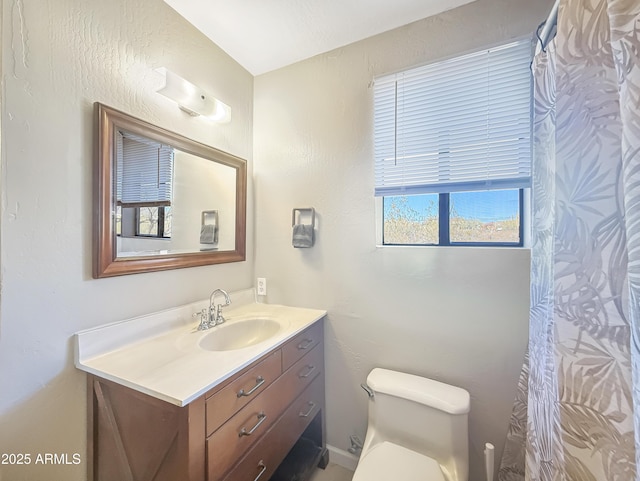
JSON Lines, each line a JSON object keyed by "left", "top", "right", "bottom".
{"left": 94, "top": 103, "right": 246, "bottom": 278}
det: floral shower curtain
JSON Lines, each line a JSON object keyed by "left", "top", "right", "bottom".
{"left": 498, "top": 0, "right": 640, "bottom": 480}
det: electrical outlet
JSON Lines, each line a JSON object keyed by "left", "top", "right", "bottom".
{"left": 257, "top": 277, "right": 267, "bottom": 296}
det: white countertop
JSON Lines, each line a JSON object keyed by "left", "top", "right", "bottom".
{"left": 74, "top": 290, "right": 326, "bottom": 407}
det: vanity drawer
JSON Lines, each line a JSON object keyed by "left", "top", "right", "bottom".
{"left": 278, "top": 342, "right": 323, "bottom": 403}
{"left": 207, "top": 345, "right": 323, "bottom": 481}
{"left": 206, "top": 349, "right": 282, "bottom": 436}
{"left": 281, "top": 321, "right": 323, "bottom": 372}
{"left": 278, "top": 374, "right": 324, "bottom": 444}
{"left": 221, "top": 378, "right": 324, "bottom": 481}
{"left": 206, "top": 376, "right": 290, "bottom": 481}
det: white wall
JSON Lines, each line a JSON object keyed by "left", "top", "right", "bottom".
{"left": 0, "top": 1, "right": 253, "bottom": 480}
{"left": 253, "top": 0, "right": 553, "bottom": 479}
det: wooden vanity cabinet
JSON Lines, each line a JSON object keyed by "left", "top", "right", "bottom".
{"left": 205, "top": 349, "right": 283, "bottom": 437}
{"left": 87, "top": 375, "right": 207, "bottom": 481}
{"left": 87, "top": 320, "right": 326, "bottom": 481}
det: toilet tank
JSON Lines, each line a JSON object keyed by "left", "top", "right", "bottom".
{"left": 363, "top": 369, "right": 470, "bottom": 481}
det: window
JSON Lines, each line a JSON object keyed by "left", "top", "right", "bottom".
{"left": 115, "top": 131, "right": 174, "bottom": 240}
{"left": 136, "top": 206, "right": 172, "bottom": 238}
{"left": 374, "top": 39, "right": 532, "bottom": 246}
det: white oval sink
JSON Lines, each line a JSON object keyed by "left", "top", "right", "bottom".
{"left": 199, "top": 318, "right": 282, "bottom": 351}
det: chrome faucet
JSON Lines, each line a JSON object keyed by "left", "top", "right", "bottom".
{"left": 209, "top": 288, "right": 231, "bottom": 327}
{"left": 194, "top": 289, "right": 232, "bottom": 330}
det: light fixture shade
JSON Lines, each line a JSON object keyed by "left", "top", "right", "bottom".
{"left": 155, "top": 68, "right": 231, "bottom": 123}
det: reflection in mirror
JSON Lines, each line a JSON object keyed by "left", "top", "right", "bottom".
{"left": 200, "top": 210, "right": 219, "bottom": 248}
{"left": 115, "top": 135, "right": 237, "bottom": 256}
{"left": 94, "top": 103, "right": 246, "bottom": 278}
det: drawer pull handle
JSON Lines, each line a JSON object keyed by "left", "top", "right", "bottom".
{"left": 298, "top": 365, "right": 316, "bottom": 379}
{"left": 299, "top": 401, "right": 316, "bottom": 418}
{"left": 237, "top": 376, "right": 265, "bottom": 398}
{"left": 297, "top": 338, "right": 314, "bottom": 350}
{"left": 239, "top": 412, "right": 267, "bottom": 437}
{"left": 254, "top": 461, "right": 267, "bottom": 481}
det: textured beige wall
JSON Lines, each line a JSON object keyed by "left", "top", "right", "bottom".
{"left": 253, "top": 0, "right": 553, "bottom": 479}
{"left": 0, "top": 1, "right": 253, "bottom": 480}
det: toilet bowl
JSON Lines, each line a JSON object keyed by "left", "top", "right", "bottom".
{"left": 352, "top": 368, "right": 470, "bottom": 481}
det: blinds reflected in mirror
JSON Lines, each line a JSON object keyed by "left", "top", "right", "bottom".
{"left": 116, "top": 130, "right": 174, "bottom": 207}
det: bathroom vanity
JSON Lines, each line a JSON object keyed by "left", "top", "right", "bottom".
{"left": 75, "top": 293, "right": 327, "bottom": 481}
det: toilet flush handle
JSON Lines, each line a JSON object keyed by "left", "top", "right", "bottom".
{"left": 361, "top": 383, "right": 374, "bottom": 398}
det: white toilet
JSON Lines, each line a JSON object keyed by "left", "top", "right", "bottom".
{"left": 352, "top": 368, "right": 470, "bottom": 481}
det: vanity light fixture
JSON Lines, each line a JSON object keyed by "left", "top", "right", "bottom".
{"left": 155, "top": 67, "right": 231, "bottom": 123}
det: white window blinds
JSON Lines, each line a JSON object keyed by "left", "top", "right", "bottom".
{"left": 116, "top": 131, "right": 174, "bottom": 206}
{"left": 374, "top": 39, "right": 532, "bottom": 197}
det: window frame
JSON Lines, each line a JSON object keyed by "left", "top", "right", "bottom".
{"left": 381, "top": 189, "right": 525, "bottom": 247}
{"left": 134, "top": 205, "right": 171, "bottom": 239}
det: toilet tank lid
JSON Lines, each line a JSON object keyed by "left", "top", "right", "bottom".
{"left": 367, "top": 369, "right": 470, "bottom": 414}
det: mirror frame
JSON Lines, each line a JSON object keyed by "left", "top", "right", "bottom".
{"left": 93, "top": 102, "right": 246, "bottom": 278}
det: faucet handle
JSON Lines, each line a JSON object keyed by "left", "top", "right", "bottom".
{"left": 194, "top": 308, "right": 210, "bottom": 330}
{"left": 214, "top": 304, "right": 227, "bottom": 325}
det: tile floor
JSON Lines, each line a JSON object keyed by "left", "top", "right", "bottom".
{"left": 309, "top": 463, "right": 354, "bottom": 481}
